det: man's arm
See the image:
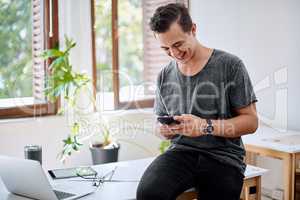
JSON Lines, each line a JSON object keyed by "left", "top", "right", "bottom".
{"left": 170, "top": 103, "right": 258, "bottom": 138}
{"left": 212, "top": 103, "right": 258, "bottom": 138}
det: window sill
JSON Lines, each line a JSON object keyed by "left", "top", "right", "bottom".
{"left": 0, "top": 108, "right": 155, "bottom": 124}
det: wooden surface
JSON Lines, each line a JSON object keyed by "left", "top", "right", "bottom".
{"left": 243, "top": 124, "right": 300, "bottom": 153}
{"left": 243, "top": 124, "right": 300, "bottom": 200}
{"left": 243, "top": 126, "right": 300, "bottom": 200}
{"left": 262, "top": 135, "right": 300, "bottom": 146}
{"left": 245, "top": 146, "right": 296, "bottom": 200}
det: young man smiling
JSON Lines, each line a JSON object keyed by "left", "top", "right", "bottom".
{"left": 137, "top": 3, "right": 258, "bottom": 200}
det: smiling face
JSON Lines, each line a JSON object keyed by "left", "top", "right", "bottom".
{"left": 156, "top": 22, "right": 197, "bottom": 64}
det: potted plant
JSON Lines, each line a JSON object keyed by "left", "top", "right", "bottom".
{"left": 89, "top": 121, "right": 120, "bottom": 164}
{"left": 42, "top": 36, "right": 120, "bottom": 164}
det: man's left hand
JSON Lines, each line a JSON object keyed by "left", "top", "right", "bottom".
{"left": 167, "top": 114, "right": 206, "bottom": 137}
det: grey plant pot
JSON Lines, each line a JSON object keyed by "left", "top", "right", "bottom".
{"left": 89, "top": 143, "right": 120, "bottom": 165}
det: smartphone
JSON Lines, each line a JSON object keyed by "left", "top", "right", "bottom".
{"left": 48, "top": 166, "right": 97, "bottom": 179}
{"left": 157, "top": 116, "right": 180, "bottom": 125}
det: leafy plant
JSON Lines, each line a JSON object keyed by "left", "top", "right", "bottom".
{"left": 42, "top": 36, "right": 111, "bottom": 161}
{"left": 42, "top": 37, "right": 90, "bottom": 105}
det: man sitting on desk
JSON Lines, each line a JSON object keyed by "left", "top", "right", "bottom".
{"left": 136, "top": 3, "right": 258, "bottom": 200}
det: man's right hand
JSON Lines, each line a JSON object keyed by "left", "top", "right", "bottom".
{"left": 155, "top": 122, "right": 178, "bottom": 139}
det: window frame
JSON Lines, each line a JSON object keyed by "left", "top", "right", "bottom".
{"left": 0, "top": 0, "right": 59, "bottom": 119}
{"left": 91, "top": 0, "right": 189, "bottom": 110}
{"left": 91, "top": 0, "right": 154, "bottom": 110}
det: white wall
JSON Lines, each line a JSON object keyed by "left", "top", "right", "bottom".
{"left": 0, "top": 111, "right": 160, "bottom": 170}
{"left": 190, "top": 0, "right": 300, "bottom": 131}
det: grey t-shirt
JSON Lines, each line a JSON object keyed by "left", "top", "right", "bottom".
{"left": 154, "top": 49, "right": 257, "bottom": 174}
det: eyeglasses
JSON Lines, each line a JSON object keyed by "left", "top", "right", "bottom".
{"left": 74, "top": 166, "right": 117, "bottom": 187}
{"left": 70, "top": 166, "right": 139, "bottom": 188}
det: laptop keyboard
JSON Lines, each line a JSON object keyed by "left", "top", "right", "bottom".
{"left": 54, "top": 190, "right": 76, "bottom": 200}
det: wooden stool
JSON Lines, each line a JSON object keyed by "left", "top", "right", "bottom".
{"left": 176, "top": 165, "right": 267, "bottom": 200}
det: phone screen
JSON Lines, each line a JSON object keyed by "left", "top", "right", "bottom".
{"left": 157, "top": 116, "right": 180, "bottom": 125}
{"left": 48, "top": 167, "right": 97, "bottom": 179}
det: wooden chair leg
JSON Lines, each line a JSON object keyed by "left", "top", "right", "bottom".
{"left": 244, "top": 186, "right": 249, "bottom": 200}
{"left": 257, "top": 177, "right": 261, "bottom": 200}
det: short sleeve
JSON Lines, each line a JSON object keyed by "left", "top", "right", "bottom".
{"left": 153, "top": 70, "right": 168, "bottom": 116}
{"left": 228, "top": 60, "right": 257, "bottom": 109}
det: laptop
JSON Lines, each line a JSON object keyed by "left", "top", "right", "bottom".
{"left": 0, "top": 156, "right": 95, "bottom": 200}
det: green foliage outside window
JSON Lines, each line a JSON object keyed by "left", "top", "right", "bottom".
{"left": 95, "top": 0, "right": 143, "bottom": 92}
{"left": 0, "top": 0, "right": 33, "bottom": 99}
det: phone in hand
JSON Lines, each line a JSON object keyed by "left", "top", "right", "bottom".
{"left": 157, "top": 116, "right": 180, "bottom": 125}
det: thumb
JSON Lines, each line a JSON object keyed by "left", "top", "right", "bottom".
{"left": 174, "top": 115, "right": 184, "bottom": 122}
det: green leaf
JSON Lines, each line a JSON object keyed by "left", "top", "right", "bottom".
{"left": 63, "top": 136, "right": 72, "bottom": 145}
{"left": 41, "top": 49, "right": 64, "bottom": 59}
{"left": 64, "top": 36, "right": 76, "bottom": 54}
{"left": 71, "top": 123, "right": 80, "bottom": 136}
{"left": 58, "top": 134, "right": 84, "bottom": 162}
{"left": 48, "top": 56, "right": 65, "bottom": 70}
{"left": 45, "top": 84, "right": 65, "bottom": 101}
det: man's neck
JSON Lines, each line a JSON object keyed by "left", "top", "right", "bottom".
{"left": 178, "top": 45, "right": 212, "bottom": 76}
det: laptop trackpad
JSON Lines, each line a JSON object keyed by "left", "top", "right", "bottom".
{"left": 53, "top": 183, "right": 95, "bottom": 196}
{"left": 54, "top": 190, "right": 76, "bottom": 200}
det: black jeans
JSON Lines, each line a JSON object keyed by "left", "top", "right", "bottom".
{"left": 136, "top": 150, "right": 244, "bottom": 200}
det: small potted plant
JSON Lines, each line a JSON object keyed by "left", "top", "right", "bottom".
{"left": 89, "top": 121, "right": 120, "bottom": 164}
{"left": 42, "top": 36, "right": 120, "bottom": 164}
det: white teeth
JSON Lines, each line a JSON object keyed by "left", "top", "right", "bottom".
{"left": 176, "top": 53, "right": 185, "bottom": 60}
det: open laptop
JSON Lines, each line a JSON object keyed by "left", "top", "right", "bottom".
{"left": 0, "top": 155, "right": 95, "bottom": 200}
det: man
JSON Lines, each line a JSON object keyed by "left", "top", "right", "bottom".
{"left": 136, "top": 3, "right": 258, "bottom": 200}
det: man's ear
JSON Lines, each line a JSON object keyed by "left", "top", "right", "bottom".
{"left": 191, "top": 23, "right": 196, "bottom": 36}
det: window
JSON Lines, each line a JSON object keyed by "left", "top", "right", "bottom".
{"left": 91, "top": 0, "right": 188, "bottom": 110}
{"left": 0, "top": 0, "right": 59, "bottom": 119}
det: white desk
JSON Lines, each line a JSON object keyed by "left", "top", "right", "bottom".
{"left": 243, "top": 124, "right": 300, "bottom": 200}
{"left": 0, "top": 158, "right": 153, "bottom": 200}
{"left": 0, "top": 157, "right": 267, "bottom": 200}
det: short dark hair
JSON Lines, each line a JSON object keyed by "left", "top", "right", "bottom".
{"left": 149, "top": 3, "right": 192, "bottom": 33}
